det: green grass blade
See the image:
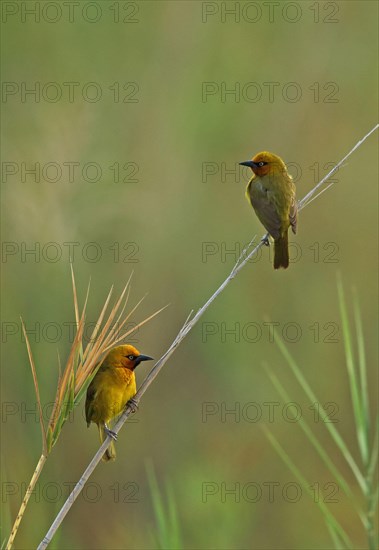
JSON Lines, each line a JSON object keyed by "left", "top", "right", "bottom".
{"left": 366, "top": 415, "right": 379, "bottom": 550}
{"left": 146, "top": 461, "right": 169, "bottom": 548}
{"left": 145, "top": 460, "right": 181, "bottom": 549}
{"left": 326, "top": 518, "right": 346, "bottom": 550}
{"left": 367, "top": 416, "right": 378, "bottom": 484}
{"left": 263, "top": 427, "right": 353, "bottom": 549}
{"left": 266, "top": 366, "right": 353, "bottom": 500}
{"left": 167, "top": 483, "right": 182, "bottom": 549}
{"left": 50, "top": 372, "right": 76, "bottom": 448}
{"left": 21, "top": 318, "right": 47, "bottom": 455}
{"left": 352, "top": 288, "right": 370, "bottom": 460}
{"left": 46, "top": 426, "right": 53, "bottom": 453}
{"left": 337, "top": 277, "right": 369, "bottom": 466}
{"left": 369, "top": 484, "right": 379, "bottom": 516}
{"left": 274, "top": 330, "right": 366, "bottom": 492}
{"left": 367, "top": 483, "right": 379, "bottom": 550}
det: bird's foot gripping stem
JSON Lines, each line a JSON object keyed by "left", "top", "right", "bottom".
{"left": 127, "top": 397, "right": 139, "bottom": 413}
{"left": 104, "top": 424, "right": 118, "bottom": 441}
{"left": 261, "top": 234, "right": 270, "bottom": 247}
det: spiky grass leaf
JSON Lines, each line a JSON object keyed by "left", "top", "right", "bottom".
{"left": 273, "top": 326, "right": 366, "bottom": 492}
{"left": 46, "top": 427, "right": 53, "bottom": 453}
{"left": 166, "top": 483, "right": 181, "bottom": 549}
{"left": 326, "top": 518, "right": 347, "bottom": 550}
{"left": 80, "top": 284, "right": 114, "bottom": 364}
{"left": 266, "top": 281, "right": 378, "bottom": 549}
{"left": 146, "top": 460, "right": 182, "bottom": 550}
{"left": 367, "top": 416, "right": 379, "bottom": 484}
{"left": 104, "top": 304, "right": 169, "bottom": 352}
{"left": 47, "top": 314, "right": 85, "bottom": 443}
{"left": 102, "top": 292, "right": 146, "bottom": 350}
{"left": 146, "top": 462, "right": 168, "bottom": 546}
{"left": 265, "top": 365, "right": 354, "bottom": 501}
{"left": 352, "top": 288, "right": 370, "bottom": 459}
{"left": 70, "top": 263, "right": 80, "bottom": 328}
{"left": 337, "top": 276, "right": 369, "bottom": 467}
{"left": 20, "top": 318, "right": 47, "bottom": 455}
{"left": 263, "top": 427, "right": 353, "bottom": 549}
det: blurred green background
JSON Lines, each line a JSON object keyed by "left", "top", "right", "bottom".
{"left": 1, "top": 1, "right": 378, "bottom": 548}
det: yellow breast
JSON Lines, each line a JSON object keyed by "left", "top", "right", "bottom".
{"left": 90, "top": 367, "right": 136, "bottom": 423}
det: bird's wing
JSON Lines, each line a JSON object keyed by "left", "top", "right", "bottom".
{"left": 290, "top": 199, "right": 298, "bottom": 234}
{"left": 85, "top": 380, "right": 97, "bottom": 426}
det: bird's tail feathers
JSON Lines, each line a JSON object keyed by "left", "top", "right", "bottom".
{"left": 274, "top": 233, "right": 289, "bottom": 269}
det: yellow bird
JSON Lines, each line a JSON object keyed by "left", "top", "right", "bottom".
{"left": 240, "top": 151, "right": 298, "bottom": 269}
{"left": 85, "top": 344, "right": 153, "bottom": 462}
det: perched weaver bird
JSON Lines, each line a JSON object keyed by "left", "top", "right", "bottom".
{"left": 85, "top": 344, "right": 153, "bottom": 462}
{"left": 240, "top": 151, "right": 298, "bottom": 269}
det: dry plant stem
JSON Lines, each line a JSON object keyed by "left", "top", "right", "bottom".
{"left": 36, "top": 124, "right": 379, "bottom": 550}
{"left": 5, "top": 320, "right": 48, "bottom": 550}
{"left": 6, "top": 454, "right": 47, "bottom": 550}
{"left": 298, "top": 123, "right": 378, "bottom": 209}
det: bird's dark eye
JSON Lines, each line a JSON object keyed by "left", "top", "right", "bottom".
{"left": 258, "top": 161, "right": 265, "bottom": 167}
{"left": 127, "top": 355, "right": 135, "bottom": 360}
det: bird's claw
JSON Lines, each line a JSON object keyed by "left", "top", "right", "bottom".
{"left": 261, "top": 235, "right": 270, "bottom": 247}
{"left": 104, "top": 424, "right": 118, "bottom": 441}
{"left": 127, "top": 398, "right": 139, "bottom": 413}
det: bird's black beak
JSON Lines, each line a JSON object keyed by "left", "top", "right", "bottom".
{"left": 239, "top": 160, "right": 257, "bottom": 168}
{"left": 135, "top": 354, "right": 154, "bottom": 366}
